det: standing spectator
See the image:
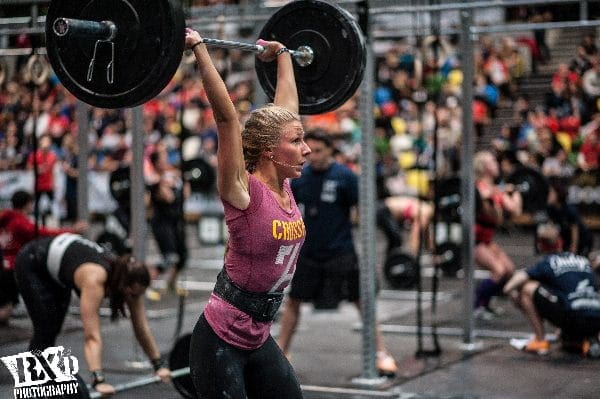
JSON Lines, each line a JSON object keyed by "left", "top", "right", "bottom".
{"left": 530, "top": 8, "right": 552, "bottom": 64}
{"left": 473, "top": 151, "right": 522, "bottom": 319}
{"left": 277, "top": 130, "right": 398, "bottom": 376}
{"left": 147, "top": 146, "right": 188, "bottom": 291}
{"left": 546, "top": 178, "right": 594, "bottom": 257}
{"left": 26, "top": 133, "right": 57, "bottom": 225}
{"left": 504, "top": 223, "right": 600, "bottom": 356}
{"left": 0, "top": 190, "right": 87, "bottom": 325}
{"left": 60, "top": 132, "right": 79, "bottom": 223}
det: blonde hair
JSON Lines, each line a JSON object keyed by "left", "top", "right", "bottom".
{"left": 473, "top": 150, "right": 494, "bottom": 179}
{"left": 241, "top": 104, "right": 300, "bottom": 172}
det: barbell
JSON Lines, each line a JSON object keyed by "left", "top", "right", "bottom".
{"left": 87, "top": 367, "right": 191, "bottom": 399}
{"left": 45, "top": 0, "right": 366, "bottom": 113}
{"left": 52, "top": 333, "right": 192, "bottom": 398}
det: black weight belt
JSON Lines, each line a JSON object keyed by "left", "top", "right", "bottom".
{"left": 213, "top": 269, "right": 283, "bottom": 322}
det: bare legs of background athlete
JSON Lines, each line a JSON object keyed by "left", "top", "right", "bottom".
{"left": 277, "top": 297, "right": 398, "bottom": 376}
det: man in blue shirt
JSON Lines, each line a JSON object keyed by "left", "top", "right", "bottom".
{"left": 276, "top": 130, "right": 398, "bottom": 376}
{"left": 504, "top": 223, "right": 600, "bottom": 356}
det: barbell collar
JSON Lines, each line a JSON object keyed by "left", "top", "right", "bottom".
{"left": 291, "top": 45, "right": 314, "bottom": 67}
{"left": 52, "top": 18, "right": 117, "bottom": 41}
{"left": 88, "top": 366, "right": 190, "bottom": 399}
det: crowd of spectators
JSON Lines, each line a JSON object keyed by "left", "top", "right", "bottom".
{"left": 0, "top": 6, "right": 598, "bottom": 224}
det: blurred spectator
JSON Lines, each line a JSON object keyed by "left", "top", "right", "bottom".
{"left": 570, "top": 46, "right": 594, "bottom": 76}
{"left": 530, "top": 8, "right": 552, "bottom": 64}
{"left": 60, "top": 132, "right": 80, "bottom": 223}
{"left": 26, "top": 133, "right": 57, "bottom": 225}
{"left": 577, "top": 126, "right": 599, "bottom": 171}
{"left": 545, "top": 178, "right": 594, "bottom": 257}
{"left": 581, "top": 56, "right": 600, "bottom": 112}
{"left": 541, "top": 148, "right": 575, "bottom": 179}
{"left": 146, "top": 145, "right": 189, "bottom": 291}
{"left": 492, "top": 124, "right": 518, "bottom": 154}
{"left": 581, "top": 33, "right": 598, "bottom": 57}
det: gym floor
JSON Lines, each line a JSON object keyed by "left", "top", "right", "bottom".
{"left": 1, "top": 223, "right": 599, "bottom": 399}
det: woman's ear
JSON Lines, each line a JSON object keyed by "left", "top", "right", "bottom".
{"left": 263, "top": 148, "right": 274, "bottom": 159}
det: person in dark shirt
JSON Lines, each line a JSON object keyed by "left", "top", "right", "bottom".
{"left": 0, "top": 190, "right": 87, "bottom": 325}
{"left": 504, "top": 223, "right": 600, "bottom": 356}
{"left": 546, "top": 178, "right": 593, "bottom": 257}
{"left": 277, "top": 130, "right": 398, "bottom": 377}
{"left": 147, "top": 146, "right": 188, "bottom": 291}
{"left": 14, "top": 233, "right": 171, "bottom": 397}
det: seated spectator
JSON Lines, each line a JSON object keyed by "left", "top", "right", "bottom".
{"left": 492, "top": 124, "right": 518, "bottom": 154}
{"left": 542, "top": 148, "right": 575, "bottom": 179}
{"left": 504, "top": 223, "right": 600, "bottom": 357}
{"left": 577, "top": 128, "right": 599, "bottom": 171}
{"left": 570, "top": 46, "right": 593, "bottom": 76}
{"left": 581, "top": 33, "right": 598, "bottom": 57}
{"left": 475, "top": 73, "right": 499, "bottom": 118}
{"left": 581, "top": 56, "right": 600, "bottom": 110}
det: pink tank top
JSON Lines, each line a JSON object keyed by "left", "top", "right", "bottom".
{"left": 203, "top": 174, "right": 306, "bottom": 349}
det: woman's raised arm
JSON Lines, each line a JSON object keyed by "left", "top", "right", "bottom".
{"left": 186, "top": 28, "right": 249, "bottom": 209}
{"left": 256, "top": 39, "right": 299, "bottom": 115}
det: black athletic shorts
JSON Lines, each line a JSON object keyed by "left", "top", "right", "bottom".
{"left": 289, "top": 252, "right": 360, "bottom": 303}
{"left": 534, "top": 284, "right": 600, "bottom": 339}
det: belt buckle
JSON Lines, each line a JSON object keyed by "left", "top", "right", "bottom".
{"left": 261, "top": 297, "right": 277, "bottom": 319}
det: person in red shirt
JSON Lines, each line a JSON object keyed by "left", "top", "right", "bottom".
{"left": 26, "top": 134, "right": 57, "bottom": 225}
{"left": 0, "top": 190, "right": 87, "bottom": 325}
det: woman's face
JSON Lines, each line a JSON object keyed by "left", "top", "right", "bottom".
{"left": 547, "top": 187, "right": 558, "bottom": 205}
{"left": 306, "top": 138, "right": 333, "bottom": 171}
{"left": 270, "top": 120, "right": 311, "bottom": 178}
{"left": 486, "top": 154, "right": 499, "bottom": 178}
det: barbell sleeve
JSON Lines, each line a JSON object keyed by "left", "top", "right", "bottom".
{"left": 52, "top": 18, "right": 117, "bottom": 41}
{"left": 88, "top": 366, "right": 190, "bottom": 399}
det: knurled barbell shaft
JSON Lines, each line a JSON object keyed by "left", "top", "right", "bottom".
{"left": 88, "top": 366, "right": 190, "bottom": 399}
{"left": 51, "top": 18, "right": 314, "bottom": 66}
